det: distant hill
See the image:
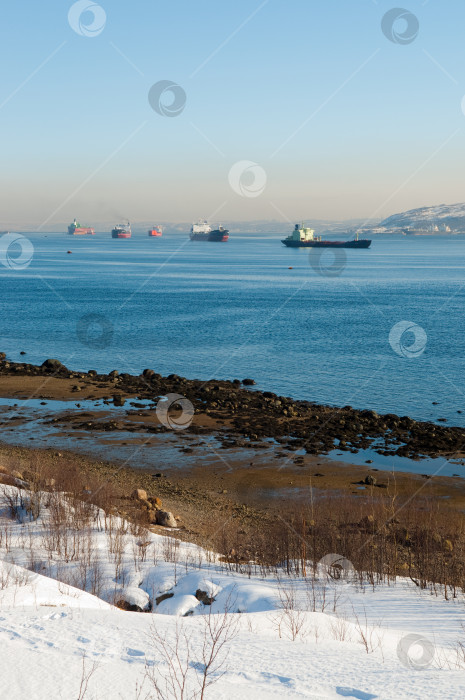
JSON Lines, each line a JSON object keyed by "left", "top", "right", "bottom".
{"left": 380, "top": 202, "right": 465, "bottom": 232}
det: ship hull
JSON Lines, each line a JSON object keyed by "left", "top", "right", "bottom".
{"left": 148, "top": 229, "right": 162, "bottom": 237}
{"left": 68, "top": 227, "right": 95, "bottom": 235}
{"left": 112, "top": 231, "right": 131, "bottom": 238}
{"left": 282, "top": 239, "right": 371, "bottom": 248}
{"left": 190, "top": 229, "right": 229, "bottom": 242}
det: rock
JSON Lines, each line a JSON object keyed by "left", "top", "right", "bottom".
{"left": 0, "top": 474, "right": 19, "bottom": 487}
{"left": 156, "top": 510, "right": 177, "bottom": 528}
{"left": 11, "top": 470, "right": 24, "bottom": 480}
{"left": 142, "top": 369, "right": 155, "bottom": 379}
{"left": 131, "top": 488, "right": 148, "bottom": 501}
{"left": 364, "top": 475, "right": 377, "bottom": 486}
{"left": 109, "top": 370, "right": 119, "bottom": 378}
{"left": 195, "top": 589, "right": 215, "bottom": 605}
{"left": 155, "top": 592, "right": 174, "bottom": 606}
{"left": 147, "top": 509, "right": 158, "bottom": 524}
{"left": 113, "top": 395, "right": 125, "bottom": 407}
{"left": 0, "top": 465, "right": 8, "bottom": 474}
{"left": 20, "top": 351, "right": 26, "bottom": 355}
{"left": 0, "top": 352, "right": 6, "bottom": 361}
{"left": 242, "top": 378, "right": 256, "bottom": 386}
{"left": 149, "top": 496, "right": 162, "bottom": 508}
{"left": 41, "top": 358, "right": 67, "bottom": 372}
{"left": 72, "top": 385, "right": 81, "bottom": 392}
{"left": 115, "top": 600, "right": 143, "bottom": 612}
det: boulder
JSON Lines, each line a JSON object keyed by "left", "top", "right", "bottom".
{"left": 155, "top": 591, "right": 174, "bottom": 606}
{"left": 147, "top": 509, "right": 158, "bottom": 524}
{"left": 0, "top": 474, "right": 18, "bottom": 487}
{"left": 156, "top": 510, "right": 177, "bottom": 528}
{"left": 113, "top": 395, "right": 125, "bottom": 407}
{"left": 41, "top": 358, "right": 67, "bottom": 372}
{"left": 242, "top": 378, "right": 256, "bottom": 386}
{"left": 364, "top": 475, "right": 377, "bottom": 486}
{"left": 195, "top": 589, "right": 215, "bottom": 605}
{"left": 131, "top": 488, "right": 148, "bottom": 502}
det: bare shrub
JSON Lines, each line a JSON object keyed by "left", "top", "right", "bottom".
{"left": 271, "top": 577, "right": 308, "bottom": 641}
{"left": 145, "top": 599, "right": 238, "bottom": 700}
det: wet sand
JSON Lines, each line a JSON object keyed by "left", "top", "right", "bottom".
{"left": 1, "top": 361, "right": 465, "bottom": 518}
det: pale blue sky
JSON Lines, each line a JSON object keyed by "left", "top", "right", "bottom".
{"left": 0, "top": 0, "right": 464, "bottom": 225}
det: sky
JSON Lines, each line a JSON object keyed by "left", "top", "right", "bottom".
{"left": 0, "top": 0, "right": 465, "bottom": 226}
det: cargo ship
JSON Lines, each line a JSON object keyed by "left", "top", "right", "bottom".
{"left": 282, "top": 224, "right": 371, "bottom": 248}
{"left": 189, "top": 220, "right": 229, "bottom": 241}
{"left": 148, "top": 226, "right": 162, "bottom": 237}
{"left": 68, "top": 219, "right": 95, "bottom": 235}
{"left": 111, "top": 222, "right": 131, "bottom": 239}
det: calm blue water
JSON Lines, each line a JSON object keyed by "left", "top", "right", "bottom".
{"left": 1, "top": 232, "right": 464, "bottom": 426}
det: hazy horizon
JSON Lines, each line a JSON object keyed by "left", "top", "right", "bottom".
{"left": 1, "top": 1, "right": 465, "bottom": 226}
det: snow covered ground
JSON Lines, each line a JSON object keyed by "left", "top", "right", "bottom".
{"left": 0, "top": 483, "right": 465, "bottom": 699}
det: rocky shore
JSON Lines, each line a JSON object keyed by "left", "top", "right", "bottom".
{"left": 1, "top": 354, "right": 464, "bottom": 462}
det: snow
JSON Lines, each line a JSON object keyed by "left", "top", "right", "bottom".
{"left": 380, "top": 201, "right": 465, "bottom": 228}
{"left": 0, "top": 484, "right": 464, "bottom": 698}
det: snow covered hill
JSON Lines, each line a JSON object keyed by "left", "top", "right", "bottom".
{"left": 1, "top": 483, "right": 465, "bottom": 698}
{"left": 380, "top": 202, "right": 465, "bottom": 231}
